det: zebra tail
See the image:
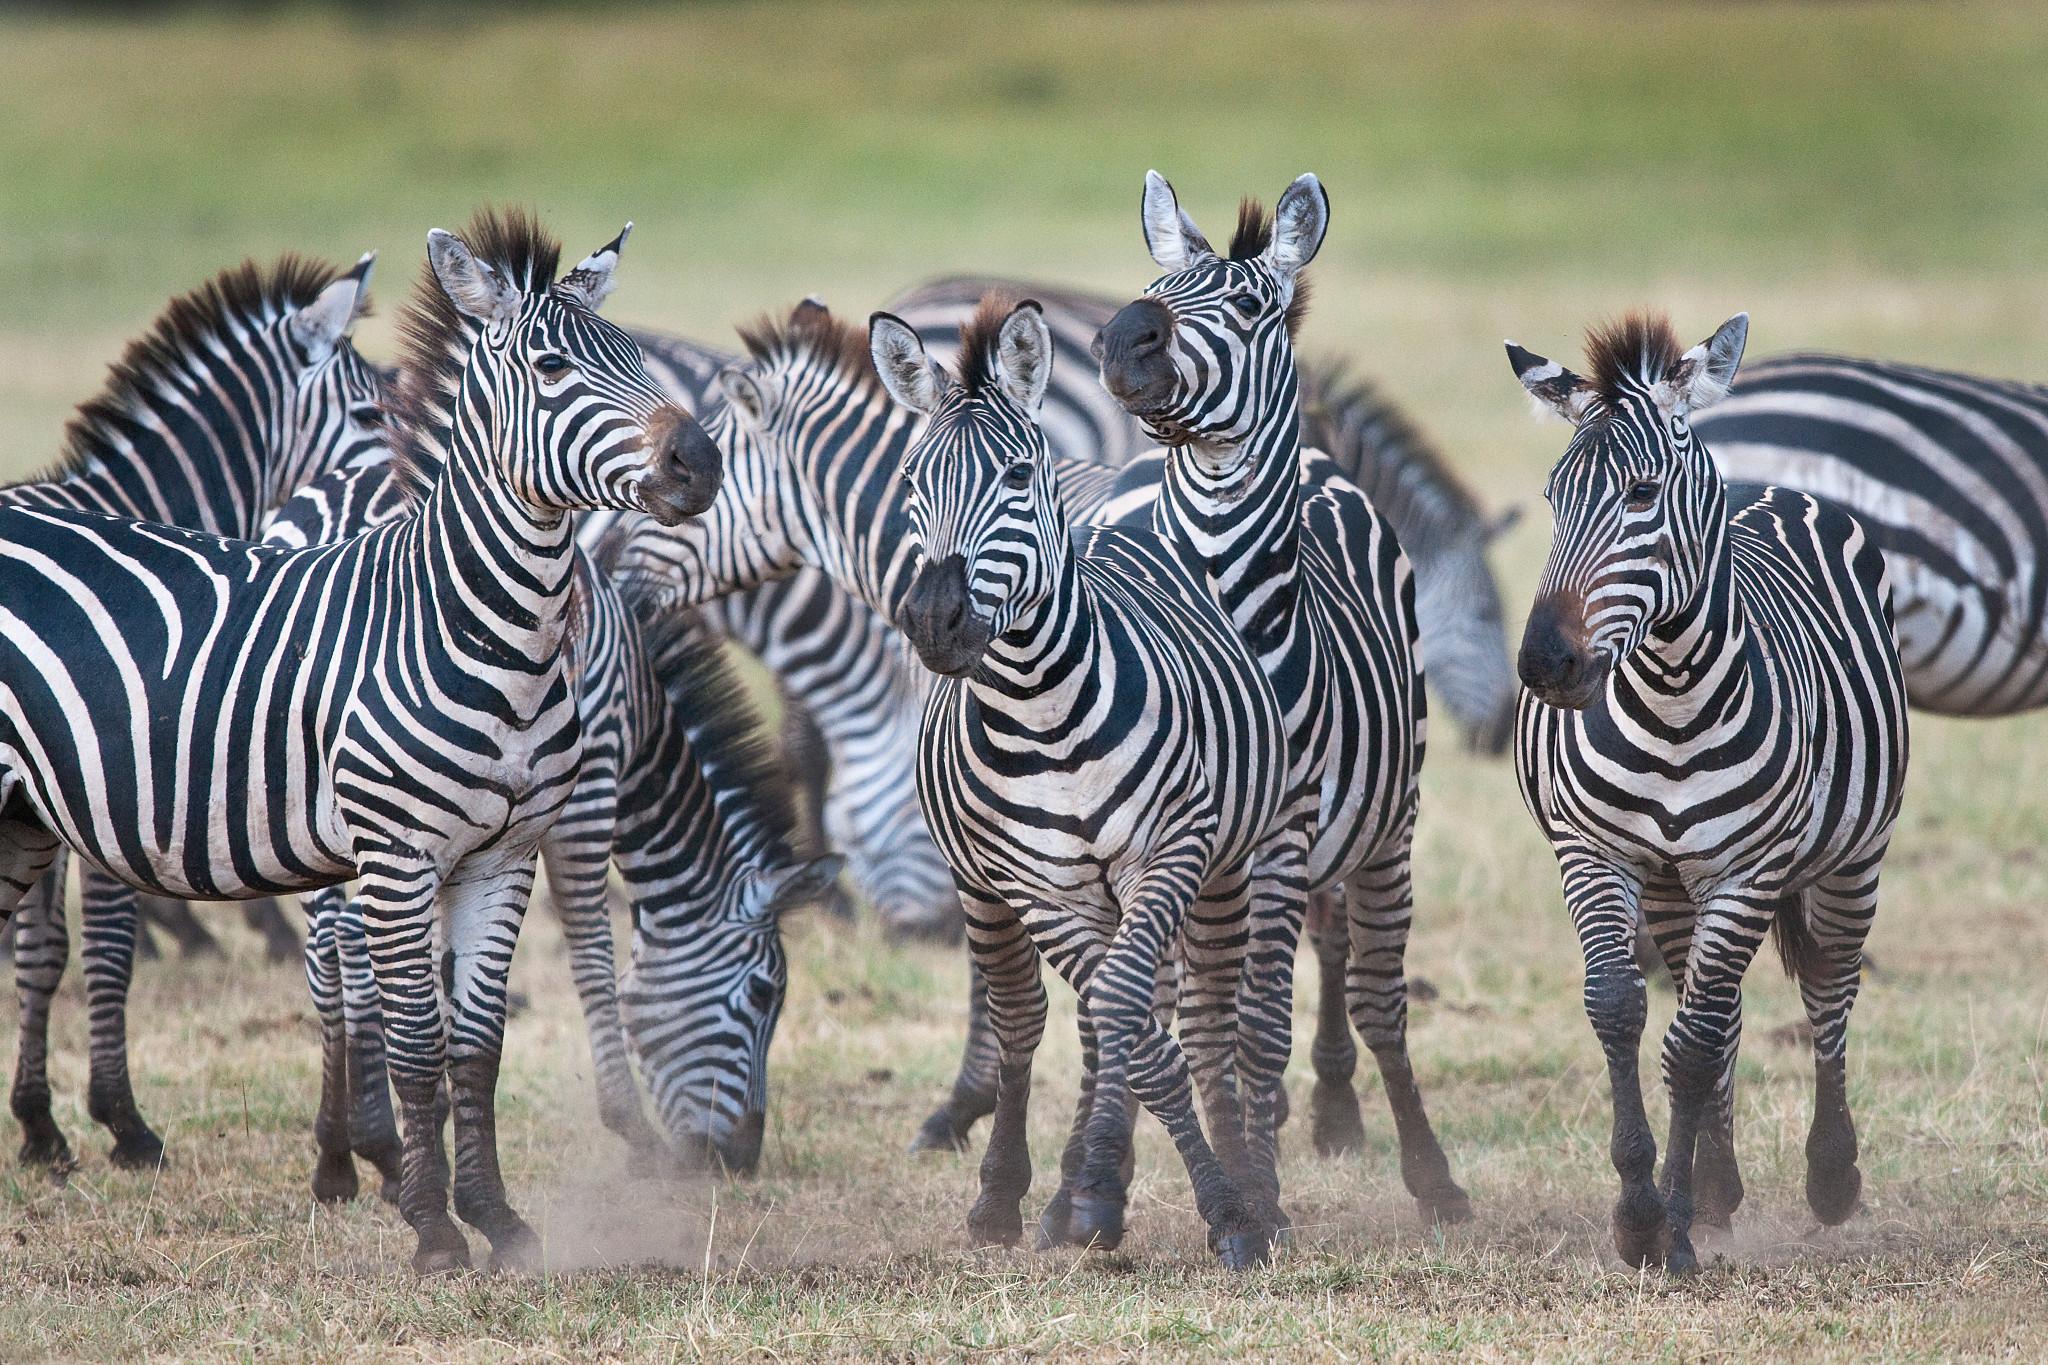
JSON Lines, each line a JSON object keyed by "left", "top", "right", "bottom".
{"left": 1770, "top": 890, "right": 1820, "bottom": 981}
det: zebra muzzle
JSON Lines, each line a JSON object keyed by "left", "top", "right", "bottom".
{"left": 901, "top": 554, "right": 993, "bottom": 678}
{"left": 1519, "top": 593, "right": 1608, "bottom": 709}
{"left": 1095, "top": 298, "right": 1179, "bottom": 418}
{"left": 637, "top": 406, "right": 724, "bottom": 524}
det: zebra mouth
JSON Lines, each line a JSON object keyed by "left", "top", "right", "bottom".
{"left": 1526, "top": 658, "right": 1610, "bottom": 711}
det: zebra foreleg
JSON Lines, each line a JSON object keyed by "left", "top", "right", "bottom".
{"left": 10, "top": 856, "right": 73, "bottom": 1171}
{"left": 1304, "top": 888, "right": 1365, "bottom": 1157}
{"left": 304, "top": 894, "right": 359, "bottom": 1204}
{"left": 1798, "top": 863, "right": 1881, "bottom": 1227}
{"left": 908, "top": 951, "right": 1001, "bottom": 1153}
{"left": 962, "top": 892, "right": 1044, "bottom": 1249}
{"left": 1032, "top": 1003, "right": 1101, "bottom": 1250}
{"left": 441, "top": 858, "right": 543, "bottom": 1271}
{"left": 355, "top": 868, "right": 468, "bottom": 1275}
{"left": 541, "top": 826, "right": 664, "bottom": 1168}
{"left": 1642, "top": 887, "right": 1742, "bottom": 1231}
{"left": 1658, "top": 891, "right": 1772, "bottom": 1276}
{"left": 78, "top": 873, "right": 162, "bottom": 1169}
{"left": 1175, "top": 861, "right": 1254, "bottom": 1202}
{"left": 1561, "top": 850, "right": 1665, "bottom": 1268}
{"left": 1345, "top": 840, "right": 1468, "bottom": 1225}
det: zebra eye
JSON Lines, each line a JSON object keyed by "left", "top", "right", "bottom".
{"left": 1229, "top": 291, "right": 1261, "bottom": 313}
{"left": 1626, "top": 480, "right": 1661, "bottom": 509}
{"left": 1003, "top": 462, "right": 1033, "bottom": 490}
{"left": 534, "top": 354, "right": 573, "bottom": 377}
{"left": 349, "top": 404, "right": 383, "bottom": 428}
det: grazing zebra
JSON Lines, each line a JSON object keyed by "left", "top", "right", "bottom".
{"left": 0, "top": 211, "right": 720, "bottom": 1273}
{"left": 267, "top": 458, "right": 834, "bottom": 1192}
{"left": 1693, "top": 352, "right": 2048, "bottom": 715}
{"left": 1508, "top": 312, "right": 1908, "bottom": 1273}
{"left": 1092, "top": 173, "right": 1466, "bottom": 1225}
{"left": 888, "top": 273, "right": 1521, "bottom": 753}
{"left": 875, "top": 296, "right": 1294, "bottom": 1266}
{"left": 1, "top": 252, "right": 384, "bottom": 1173}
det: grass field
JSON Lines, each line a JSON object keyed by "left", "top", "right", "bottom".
{"left": 2, "top": 3, "right": 2047, "bottom": 1360}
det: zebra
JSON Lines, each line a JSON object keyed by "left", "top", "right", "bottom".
{"left": 1691, "top": 352, "right": 2048, "bottom": 716}
{"left": 0, "top": 210, "right": 720, "bottom": 1274}
{"left": 1, "top": 252, "right": 385, "bottom": 1173}
{"left": 267, "top": 458, "right": 835, "bottom": 1194}
{"left": 887, "top": 274, "right": 1521, "bottom": 753}
{"left": 1508, "top": 312, "right": 1908, "bottom": 1273}
{"left": 1092, "top": 172, "right": 1466, "bottom": 1225}
{"left": 875, "top": 295, "right": 1295, "bottom": 1267}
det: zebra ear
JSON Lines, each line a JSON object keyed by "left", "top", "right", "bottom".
{"left": 557, "top": 222, "right": 631, "bottom": 312}
{"left": 759, "top": 854, "right": 846, "bottom": 917}
{"left": 869, "top": 311, "right": 946, "bottom": 415}
{"left": 427, "top": 229, "right": 522, "bottom": 326}
{"left": 288, "top": 254, "right": 373, "bottom": 361}
{"left": 994, "top": 301, "right": 1053, "bottom": 417}
{"left": 1659, "top": 312, "right": 1749, "bottom": 415}
{"left": 1142, "top": 170, "right": 1214, "bottom": 272}
{"left": 1506, "top": 341, "right": 1598, "bottom": 423}
{"left": 1263, "top": 173, "right": 1329, "bottom": 279}
{"left": 716, "top": 366, "right": 770, "bottom": 431}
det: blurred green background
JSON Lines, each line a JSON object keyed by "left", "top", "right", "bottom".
{"left": 5, "top": 0, "right": 2047, "bottom": 530}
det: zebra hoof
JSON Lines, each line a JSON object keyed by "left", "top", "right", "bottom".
{"left": 908, "top": 1110, "right": 972, "bottom": 1155}
{"left": 1611, "top": 1185, "right": 1669, "bottom": 1269}
{"left": 17, "top": 1126, "right": 75, "bottom": 1175}
{"left": 1066, "top": 1192, "right": 1125, "bottom": 1252}
{"left": 486, "top": 1221, "right": 543, "bottom": 1274}
{"left": 1417, "top": 1184, "right": 1474, "bottom": 1227}
{"left": 1807, "top": 1161, "right": 1862, "bottom": 1226}
{"left": 966, "top": 1201, "right": 1023, "bottom": 1249}
{"left": 1212, "top": 1229, "right": 1271, "bottom": 1271}
{"left": 411, "top": 1224, "right": 473, "bottom": 1276}
{"left": 108, "top": 1132, "right": 166, "bottom": 1171}
{"left": 311, "top": 1153, "right": 359, "bottom": 1205}
{"left": 1665, "top": 1234, "right": 1700, "bottom": 1278}
{"left": 1309, "top": 1083, "right": 1365, "bottom": 1157}
{"left": 1033, "top": 1189, "right": 1078, "bottom": 1249}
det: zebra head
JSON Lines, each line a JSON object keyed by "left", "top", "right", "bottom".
{"left": 413, "top": 216, "right": 721, "bottom": 524}
{"left": 1509, "top": 313, "right": 1750, "bottom": 709}
{"left": 276, "top": 252, "right": 390, "bottom": 492}
{"left": 1095, "top": 171, "right": 1326, "bottom": 451}
{"left": 871, "top": 297, "right": 1062, "bottom": 678}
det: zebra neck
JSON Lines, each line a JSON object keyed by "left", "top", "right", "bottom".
{"left": 1157, "top": 375, "right": 1305, "bottom": 657}
{"left": 416, "top": 427, "right": 578, "bottom": 667}
{"left": 30, "top": 349, "right": 284, "bottom": 534}
{"left": 975, "top": 552, "right": 1098, "bottom": 718}
{"left": 1619, "top": 539, "right": 1750, "bottom": 729}
{"left": 792, "top": 404, "right": 922, "bottom": 617}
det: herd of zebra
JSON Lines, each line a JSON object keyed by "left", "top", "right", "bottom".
{"left": 0, "top": 169, "right": 2042, "bottom": 1278}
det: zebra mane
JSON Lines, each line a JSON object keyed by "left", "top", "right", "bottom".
{"left": 1224, "top": 197, "right": 1312, "bottom": 341}
{"left": 735, "top": 299, "right": 883, "bottom": 400}
{"left": 386, "top": 207, "right": 563, "bottom": 503}
{"left": 1585, "top": 312, "right": 1685, "bottom": 403}
{"left": 31, "top": 255, "right": 360, "bottom": 490}
{"left": 1300, "top": 357, "right": 1486, "bottom": 550}
{"left": 621, "top": 584, "right": 804, "bottom": 862}
{"left": 951, "top": 289, "right": 1024, "bottom": 398}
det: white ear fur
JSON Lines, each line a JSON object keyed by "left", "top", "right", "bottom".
{"left": 1264, "top": 173, "right": 1329, "bottom": 278}
{"left": 426, "top": 229, "right": 521, "bottom": 326}
{"left": 1506, "top": 341, "right": 1599, "bottom": 424}
{"left": 1656, "top": 312, "right": 1749, "bottom": 416}
{"left": 288, "top": 268, "right": 368, "bottom": 360}
{"left": 1141, "top": 170, "right": 1214, "bottom": 273}
{"left": 868, "top": 312, "right": 946, "bottom": 414}
{"left": 994, "top": 302, "right": 1053, "bottom": 416}
{"left": 716, "top": 366, "right": 769, "bottom": 431}
{"left": 557, "top": 222, "right": 632, "bottom": 311}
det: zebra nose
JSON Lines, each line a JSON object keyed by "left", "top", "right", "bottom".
{"left": 1095, "top": 298, "right": 1176, "bottom": 410}
{"left": 639, "top": 406, "right": 723, "bottom": 523}
{"left": 720, "top": 1110, "right": 765, "bottom": 1175}
{"left": 1519, "top": 595, "right": 1600, "bottom": 706}
{"left": 901, "top": 555, "right": 988, "bottom": 677}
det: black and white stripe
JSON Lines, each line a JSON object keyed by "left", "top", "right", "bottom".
{"left": 0, "top": 211, "right": 720, "bottom": 1274}
{"left": 1508, "top": 313, "right": 1908, "bottom": 1274}
{"left": 1693, "top": 351, "right": 2048, "bottom": 715}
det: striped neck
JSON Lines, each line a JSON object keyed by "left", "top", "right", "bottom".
{"left": 1615, "top": 506, "right": 1750, "bottom": 731}
{"left": 1156, "top": 363, "right": 1305, "bottom": 661}
{"left": 973, "top": 527, "right": 1098, "bottom": 723}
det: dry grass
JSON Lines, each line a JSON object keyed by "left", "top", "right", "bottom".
{"left": 3, "top": 3, "right": 2048, "bottom": 1360}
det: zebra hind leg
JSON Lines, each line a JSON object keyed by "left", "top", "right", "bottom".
{"left": 908, "top": 950, "right": 1000, "bottom": 1153}
{"left": 78, "top": 872, "right": 164, "bottom": 1168}
{"left": 962, "top": 895, "right": 1045, "bottom": 1248}
{"left": 1799, "top": 864, "right": 1880, "bottom": 1226}
{"left": 329, "top": 889, "right": 404, "bottom": 1201}
{"left": 1657, "top": 892, "right": 1770, "bottom": 1276}
{"left": 1305, "top": 889, "right": 1366, "bottom": 1157}
{"left": 303, "top": 892, "right": 359, "bottom": 1203}
{"left": 10, "top": 857, "right": 74, "bottom": 1172}
{"left": 1345, "top": 848, "right": 1469, "bottom": 1225}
